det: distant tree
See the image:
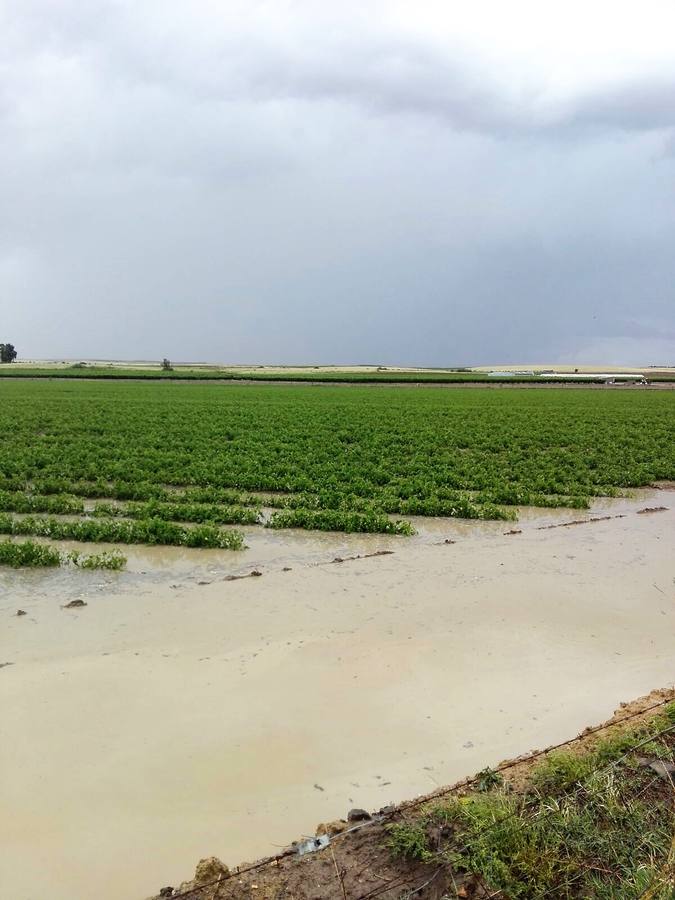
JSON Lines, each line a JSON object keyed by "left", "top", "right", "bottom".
{"left": 0, "top": 343, "right": 17, "bottom": 363}
{"left": 161, "top": 358, "right": 173, "bottom": 371}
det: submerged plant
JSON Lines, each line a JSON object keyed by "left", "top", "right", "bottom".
{"left": 68, "top": 550, "right": 127, "bottom": 570}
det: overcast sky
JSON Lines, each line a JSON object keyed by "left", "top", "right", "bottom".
{"left": 1, "top": 1, "right": 674, "bottom": 366}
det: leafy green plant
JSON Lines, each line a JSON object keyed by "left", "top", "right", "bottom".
{"left": 475, "top": 767, "right": 504, "bottom": 792}
{"left": 0, "top": 539, "right": 61, "bottom": 567}
{"left": 385, "top": 822, "right": 433, "bottom": 862}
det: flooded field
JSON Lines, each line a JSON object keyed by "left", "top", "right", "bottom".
{"left": 1, "top": 491, "right": 674, "bottom": 900}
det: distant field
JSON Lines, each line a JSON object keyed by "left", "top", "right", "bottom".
{"left": 2, "top": 363, "right": 674, "bottom": 384}
{"left": 0, "top": 364, "right": 533, "bottom": 383}
{"left": 0, "top": 364, "right": 490, "bottom": 383}
{"left": 0, "top": 381, "right": 673, "bottom": 544}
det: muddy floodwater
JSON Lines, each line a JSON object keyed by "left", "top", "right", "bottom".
{"left": 1, "top": 493, "right": 674, "bottom": 899}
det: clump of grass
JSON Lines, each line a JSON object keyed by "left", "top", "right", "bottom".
{"left": 385, "top": 822, "right": 433, "bottom": 862}
{"left": 431, "top": 771, "right": 672, "bottom": 898}
{"left": 0, "top": 539, "right": 61, "bottom": 567}
{"left": 386, "top": 704, "right": 675, "bottom": 898}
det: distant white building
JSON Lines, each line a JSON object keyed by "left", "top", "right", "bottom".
{"left": 539, "top": 373, "right": 647, "bottom": 383}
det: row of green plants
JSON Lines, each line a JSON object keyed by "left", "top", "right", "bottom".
{"left": 90, "top": 499, "right": 261, "bottom": 526}
{"left": 0, "top": 489, "right": 85, "bottom": 515}
{"left": 267, "top": 508, "right": 415, "bottom": 535}
{"left": 0, "top": 514, "right": 244, "bottom": 549}
{"left": 0, "top": 480, "right": 563, "bottom": 519}
{"left": 0, "top": 538, "right": 126, "bottom": 569}
{"left": 0, "top": 489, "right": 418, "bottom": 536}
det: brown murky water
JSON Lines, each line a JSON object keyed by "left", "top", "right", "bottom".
{"left": 1, "top": 492, "right": 674, "bottom": 899}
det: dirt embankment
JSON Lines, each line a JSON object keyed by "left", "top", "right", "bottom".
{"left": 148, "top": 687, "right": 675, "bottom": 900}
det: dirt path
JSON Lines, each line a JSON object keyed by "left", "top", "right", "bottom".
{"left": 1, "top": 496, "right": 674, "bottom": 899}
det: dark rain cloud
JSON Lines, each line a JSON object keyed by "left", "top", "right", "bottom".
{"left": 1, "top": 1, "right": 674, "bottom": 365}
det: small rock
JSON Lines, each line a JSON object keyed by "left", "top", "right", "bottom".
{"left": 316, "top": 819, "right": 348, "bottom": 837}
{"left": 16, "top": 609, "right": 27, "bottom": 616}
{"left": 282, "top": 567, "right": 292, "bottom": 572}
{"left": 347, "top": 808, "right": 371, "bottom": 822}
{"left": 313, "top": 783, "right": 324, "bottom": 791}
{"left": 159, "top": 888, "right": 173, "bottom": 898}
{"left": 62, "top": 599, "right": 87, "bottom": 609}
{"left": 250, "top": 570, "right": 262, "bottom": 577}
{"left": 649, "top": 760, "right": 675, "bottom": 782}
{"left": 193, "top": 856, "right": 229, "bottom": 885}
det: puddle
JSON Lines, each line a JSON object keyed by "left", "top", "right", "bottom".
{"left": 1, "top": 490, "right": 673, "bottom": 899}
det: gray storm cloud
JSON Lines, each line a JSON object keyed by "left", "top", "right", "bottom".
{"left": 1, "top": 0, "right": 674, "bottom": 365}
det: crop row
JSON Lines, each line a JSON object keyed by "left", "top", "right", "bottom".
{"left": 267, "top": 508, "right": 415, "bottom": 535}
{"left": 0, "top": 515, "right": 244, "bottom": 549}
{"left": 0, "top": 480, "right": 592, "bottom": 517}
{"left": 0, "top": 490, "right": 418, "bottom": 535}
{"left": 0, "top": 538, "right": 126, "bottom": 569}
{"left": 90, "top": 499, "right": 260, "bottom": 526}
{"left": 0, "top": 485, "right": 522, "bottom": 526}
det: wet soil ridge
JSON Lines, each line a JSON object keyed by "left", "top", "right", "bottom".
{"left": 149, "top": 688, "right": 675, "bottom": 900}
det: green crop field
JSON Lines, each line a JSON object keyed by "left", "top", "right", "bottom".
{"left": 0, "top": 380, "right": 673, "bottom": 548}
